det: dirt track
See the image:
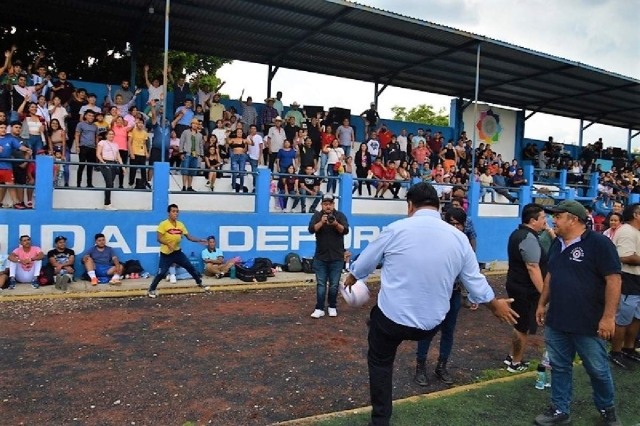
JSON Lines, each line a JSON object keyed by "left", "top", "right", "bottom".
{"left": 1, "top": 277, "right": 524, "bottom": 426}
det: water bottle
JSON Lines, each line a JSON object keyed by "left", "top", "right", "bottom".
{"left": 189, "top": 251, "right": 200, "bottom": 272}
{"left": 535, "top": 365, "right": 546, "bottom": 390}
{"left": 229, "top": 265, "right": 236, "bottom": 279}
{"left": 541, "top": 350, "right": 551, "bottom": 369}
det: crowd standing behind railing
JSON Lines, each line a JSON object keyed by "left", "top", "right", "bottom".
{"left": 0, "top": 44, "right": 635, "bottom": 212}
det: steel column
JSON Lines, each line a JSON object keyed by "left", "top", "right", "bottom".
{"left": 267, "top": 64, "right": 279, "bottom": 98}
{"left": 471, "top": 43, "right": 482, "bottom": 175}
{"left": 160, "top": 0, "right": 170, "bottom": 162}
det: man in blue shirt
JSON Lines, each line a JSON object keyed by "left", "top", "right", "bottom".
{"left": 202, "top": 236, "right": 235, "bottom": 279}
{"left": 147, "top": 100, "right": 171, "bottom": 184}
{"left": 0, "top": 122, "right": 32, "bottom": 209}
{"left": 345, "top": 182, "right": 518, "bottom": 426}
{"left": 173, "top": 99, "right": 194, "bottom": 138}
{"left": 534, "top": 200, "right": 622, "bottom": 426}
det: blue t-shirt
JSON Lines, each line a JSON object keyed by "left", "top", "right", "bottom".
{"left": 277, "top": 149, "right": 297, "bottom": 170}
{"left": 84, "top": 246, "right": 116, "bottom": 266}
{"left": 545, "top": 230, "right": 621, "bottom": 336}
{"left": 148, "top": 122, "right": 171, "bottom": 150}
{"left": 0, "top": 135, "right": 23, "bottom": 170}
{"left": 202, "top": 248, "right": 224, "bottom": 261}
{"left": 175, "top": 107, "right": 195, "bottom": 126}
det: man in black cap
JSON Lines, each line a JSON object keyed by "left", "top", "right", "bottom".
{"left": 534, "top": 200, "right": 622, "bottom": 426}
{"left": 308, "top": 193, "right": 349, "bottom": 319}
{"left": 47, "top": 236, "right": 75, "bottom": 291}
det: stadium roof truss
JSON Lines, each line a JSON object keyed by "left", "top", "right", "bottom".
{"left": 4, "top": 0, "right": 639, "bottom": 131}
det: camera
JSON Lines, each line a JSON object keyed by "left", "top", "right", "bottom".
{"left": 327, "top": 214, "right": 336, "bottom": 224}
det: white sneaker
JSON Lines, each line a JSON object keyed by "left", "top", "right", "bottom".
{"left": 104, "top": 204, "right": 118, "bottom": 211}
{"left": 147, "top": 290, "right": 158, "bottom": 298}
{"left": 310, "top": 309, "right": 325, "bottom": 319}
{"left": 328, "top": 307, "right": 338, "bottom": 317}
{"left": 169, "top": 274, "right": 177, "bottom": 283}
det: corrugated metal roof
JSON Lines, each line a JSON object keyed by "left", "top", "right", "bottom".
{"left": 3, "top": 0, "right": 638, "bottom": 130}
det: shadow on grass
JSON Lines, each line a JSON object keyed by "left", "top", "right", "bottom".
{"left": 312, "top": 366, "right": 639, "bottom": 426}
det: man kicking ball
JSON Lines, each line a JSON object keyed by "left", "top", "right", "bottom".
{"left": 147, "top": 204, "right": 210, "bottom": 298}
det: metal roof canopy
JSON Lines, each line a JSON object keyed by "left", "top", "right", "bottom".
{"left": 4, "top": 0, "right": 639, "bottom": 130}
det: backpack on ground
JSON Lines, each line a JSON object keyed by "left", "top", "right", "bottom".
{"left": 38, "top": 263, "right": 56, "bottom": 286}
{"left": 236, "top": 257, "right": 274, "bottom": 282}
{"left": 301, "top": 257, "right": 314, "bottom": 274}
{"left": 123, "top": 259, "right": 144, "bottom": 275}
{"left": 284, "top": 252, "right": 303, "bottom": 272}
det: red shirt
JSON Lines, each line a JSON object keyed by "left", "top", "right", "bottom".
{"left": 378, "top": 130, "right": 392, "bottom": 148}
{"left": 371, "top": 163, "right": 384, "bottom": 179}
{"left": 383, "top": 167, "right": 396, "bottom": 180}
{"left": 321, "top": 133, "right": 335, "bottom": 149}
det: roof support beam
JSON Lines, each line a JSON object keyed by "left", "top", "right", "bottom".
{"left": 266, "top": 63, "right": 279, "bottom": 98}
{"left": 269, "top": 7, "right": 354, "bottom": 65}
{"left": 522, "top": 82, "right": 639, "bottom": 109}
{"left": 377, "top": 39, "right": 478, "bottom": 85}
{"left": 481, "top": 64, "right": 575, "bottom": 93}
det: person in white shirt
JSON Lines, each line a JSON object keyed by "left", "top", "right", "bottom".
{"left": 479, "top": 168, "right": 497, "bottom": 203}
{"left": 345, "top": 182, "right": 518, "bottom": 426}
{"left": 143, "top": 64, "right": 166, "bottom": 104}
{"left": 367, "top": 131, "right": 381, "bottom": 159}
{"left": 246, "top": 124, "right": 263, "bottom": 191}
{"left": 267, "top": 116, "right": 286, "bottom": 171}
{"left": 397, "top": 129, "right": 408, "bottom": 154}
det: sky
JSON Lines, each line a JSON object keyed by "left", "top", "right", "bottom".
{"left": 216, "top": 0, "right": 639, "bottom": 150}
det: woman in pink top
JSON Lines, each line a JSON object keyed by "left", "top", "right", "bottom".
{"left": 603, "top": 213, "right": 622, "bottom": 240}
{"left": 411, "top": 141, "right": 430, "bottom": 173}
{"left": 111, "top": 116, "right": 130, "bottom": 188}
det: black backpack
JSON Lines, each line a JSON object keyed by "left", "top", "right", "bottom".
{"left": 38, "top": 263, "right": 56, "bottom": 286}
{"left": 123, "top": 259, "right": 144, "bottom": 275}
{"left": 284, "top": 252, "right": 303, "bottom": 272}
{"left": 301, "top": 257, "right": 314, "bottom": 274}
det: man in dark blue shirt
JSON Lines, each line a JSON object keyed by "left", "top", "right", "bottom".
{"left": 146, "top": 100, "right": 171, "bottom": 185}
{"left": 534, "top": 200, "right": 622, "bottom": 426}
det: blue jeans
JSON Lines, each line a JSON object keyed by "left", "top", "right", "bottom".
{"left": 27, "top": 134, "right": 43, "bottom": 154}
{"left": 292, "top": 188, "right": 322, "bottom": 212}
{"left": 148, "top": 250, "right": 202, "bottom": 292}
{"left": 341, "top": 145, "right": 351, "bottom": 158}
{"left": 545, "top": 326, "right": 615, "bottom": 414}
{"left": 416, "top": 290, "right": 461, "bottom": 362}
{"left": 320, "top": 153, "right": 328, "bottom": 177}
{"left": 327, "top": 165, "right": 339, "bottom": 194}
{"left": 181, "top": 155, "right": 199, "bottom": 176}
{"left": 480, "top": 187, "right": 496, "bottom": 202}
{"left": 314, "top": 258, "right": 343, "bottom": 310}
{"left": 248, "top": 158, "right": 258, "bottom": 189}
{"left": 230, "top": 153, "right": 247, "bottom": 191}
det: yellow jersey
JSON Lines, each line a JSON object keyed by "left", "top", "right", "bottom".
{"left": 157, "top": 219, "right": 188, "bottom": 254}
{"left": 130, "top": 128, "right": 148, "bottom": 156}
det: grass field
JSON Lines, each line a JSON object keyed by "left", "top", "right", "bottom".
{"left": 313, "top": 366, "right": 639, "bottom": 426}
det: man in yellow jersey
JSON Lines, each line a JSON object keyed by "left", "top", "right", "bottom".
{"left": 147, "top": 204, "right": 210, "bottom": 298}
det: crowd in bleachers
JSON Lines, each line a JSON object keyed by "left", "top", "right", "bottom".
{"left": 1, "top": 45, "right": 636, "bottom": 213}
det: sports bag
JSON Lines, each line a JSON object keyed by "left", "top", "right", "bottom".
{"left": 284, "top": 252, "right": 303, "bottom": 272}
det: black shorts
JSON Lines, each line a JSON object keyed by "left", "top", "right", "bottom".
{"left": 12, "top": 164, "right": 27, "bottom": 185}
{"left": 506, "top": 288, "right": 540, "bottom": 335}
{"left": 148, "top": 148, "right": 163, "bottom": 165}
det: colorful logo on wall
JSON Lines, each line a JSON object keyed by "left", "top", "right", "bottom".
{"left": 476, "top": 108, "right": 503, "bottom": 143}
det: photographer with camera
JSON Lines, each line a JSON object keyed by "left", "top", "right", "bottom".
{"left": 308, "top": 193, "right": 350, "bottom": 318}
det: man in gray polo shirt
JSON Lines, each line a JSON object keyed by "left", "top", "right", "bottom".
{"left": 74, "top": 110, "right": 98, "bottom": 188}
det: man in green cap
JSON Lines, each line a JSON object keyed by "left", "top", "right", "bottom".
{"left": 533, "top": 200, "right": 623, "bottom": 426}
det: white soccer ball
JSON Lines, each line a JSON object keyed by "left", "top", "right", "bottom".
{"left": 340, "top": 279, "right": 370, "bottom": 307}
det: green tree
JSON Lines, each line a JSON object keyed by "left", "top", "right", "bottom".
{"left": 391, "top": 104, "right": 449, "bottom": 127}
{"left": 1, "top": 26, "right": 230, "bottom": 88}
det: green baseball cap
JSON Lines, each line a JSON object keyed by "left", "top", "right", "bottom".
{"left": 544, "top": 200, "right": 587, "bottom": 221}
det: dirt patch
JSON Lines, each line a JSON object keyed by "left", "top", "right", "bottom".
{"left": 0, "top": 276, "right": 526, "bottom": 425}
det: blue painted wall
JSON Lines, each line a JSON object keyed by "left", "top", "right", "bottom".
{"left": 2, "top": 157, "right": 514, "bottom": 276}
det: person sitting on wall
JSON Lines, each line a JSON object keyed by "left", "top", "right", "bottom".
{"left": 7, "top": 234, "right": 45, "bottom": 289}
{"left": 82, "top": 233, "right": 124, "bottom": 286}
{"left": 202, "top": 236, "right": 236, "bottom": 279}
